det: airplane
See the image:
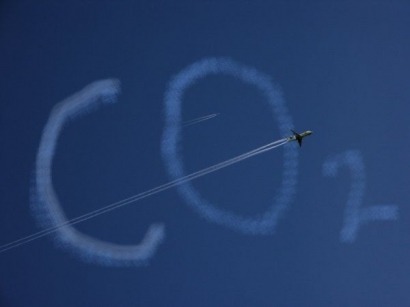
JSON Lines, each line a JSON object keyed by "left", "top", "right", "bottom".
{"left": 287, "top": 129, "right": 313, "bottom": 147}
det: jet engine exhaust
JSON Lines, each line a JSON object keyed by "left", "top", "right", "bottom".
{"left": 182, "top": 113, "right": 220, "bottom": 127}
{"left": 0, "top": 137, "right": 288, "bottom": 254}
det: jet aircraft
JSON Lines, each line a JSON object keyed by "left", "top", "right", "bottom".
{"left": 287, "top": 129, "right": 313, "bottom": 147}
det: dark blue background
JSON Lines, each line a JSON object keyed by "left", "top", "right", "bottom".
{"left": 1, "top": 1, "right": 409, "bottom": 306}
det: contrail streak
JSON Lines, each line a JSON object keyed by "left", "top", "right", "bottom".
{"left": 0, "top": 138, "right": 288, "bottom": 254}
{"left": 182, "top": 113, "right": 220, "bottom": 127}
{"left": 162, "top": 57, "right": 298, "bottom": 235}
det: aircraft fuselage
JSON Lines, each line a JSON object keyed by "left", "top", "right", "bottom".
{"left": 287, "top": 130, "right": 313, "bottom": 147}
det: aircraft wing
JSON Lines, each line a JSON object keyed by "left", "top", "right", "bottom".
{"left": 297, "top": 139, "right": 302, "bottom": 147}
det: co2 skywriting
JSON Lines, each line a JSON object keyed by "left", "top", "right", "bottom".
{"left": 0, "top": 57, "right": 398, "bottom": 267}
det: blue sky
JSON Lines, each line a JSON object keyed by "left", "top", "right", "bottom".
{"left": 1, "top": 1, "right": 409, "bottom": 306}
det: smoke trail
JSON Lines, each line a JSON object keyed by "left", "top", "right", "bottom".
{"left": 19, "top": 58, "right": 298, "bottom": 265}
{"left": 322, "top": 150, "right": 398, "bottom": 242}
{"left": 31, "top": 80, "right": 165, "bottom": 266}
{"left": 182, "top": 113, "right": 220, "bottom": 127}
{"left": 1, "top": 137, "right": 287, "bottom": 255}
{"left": 162, "top": 58, "right": 299, "bottom": 235}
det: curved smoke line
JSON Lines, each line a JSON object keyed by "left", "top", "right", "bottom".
{"left": 162, "top": 58, "right": 299, "bottom": 235}
{"left": 31, "top": 80, "right": 165, "bottom": 266}
{"left": 322, "top": 150, "right": 398, "bottom": 242}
